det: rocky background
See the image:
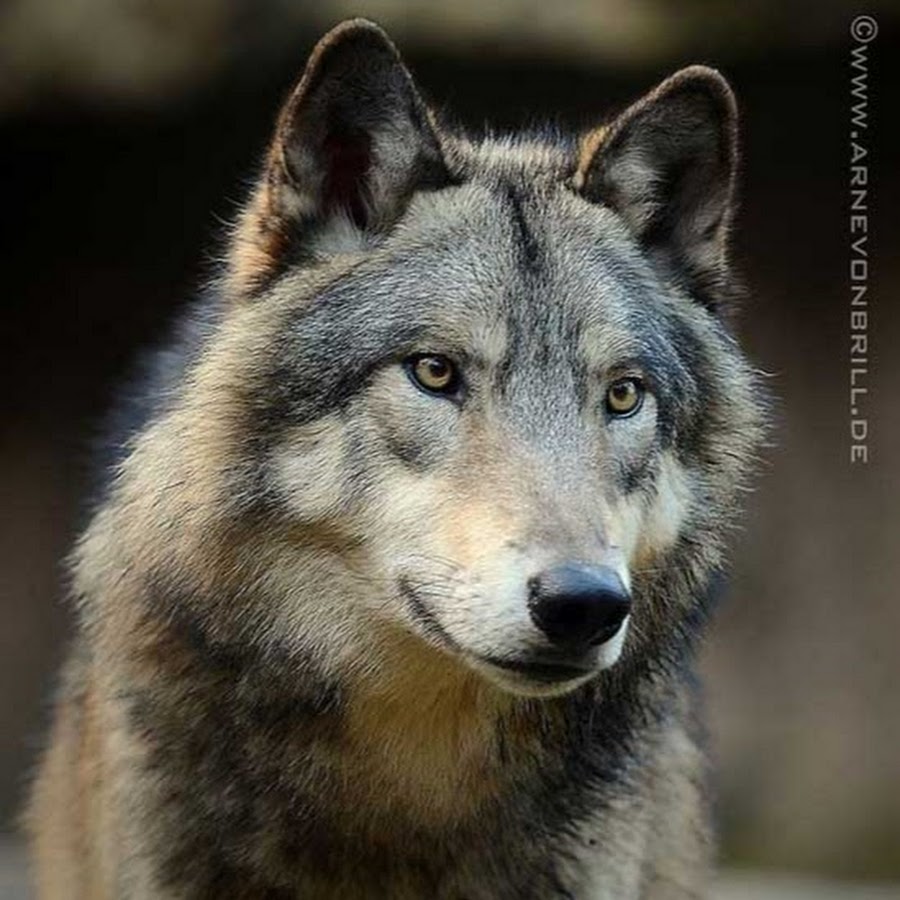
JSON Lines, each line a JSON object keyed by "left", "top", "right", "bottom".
{"left": 2, "top": 0, "right": 898, "bottom": 888}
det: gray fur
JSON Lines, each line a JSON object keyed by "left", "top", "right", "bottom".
{"left": 27, "top": 19, "right": 765, "bottom": 900}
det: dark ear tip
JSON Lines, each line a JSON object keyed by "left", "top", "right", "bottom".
{"left": 312, "top": 18, "right": 400, "bottom": 60}
{"left": 652, "top": 65, "right": 738, "bottom": 122}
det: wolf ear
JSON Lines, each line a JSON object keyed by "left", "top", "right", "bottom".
{"left": 229, "top": 19, "right": 448, "bottom": 296}
{"left": 574, "top": 66, "right": 738, "bottom": 310}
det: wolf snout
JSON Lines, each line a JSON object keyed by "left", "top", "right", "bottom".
{"left": 528, "top": 563, "right": 631, "bottom": 648}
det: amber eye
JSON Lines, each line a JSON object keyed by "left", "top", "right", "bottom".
{"left": 406, "top": 354, "right": 460, "bottom": 395}
{"left": 605, "top": 377, "right": 644, "bottom": 417}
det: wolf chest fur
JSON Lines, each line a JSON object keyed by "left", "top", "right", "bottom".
{"left": 27, "top": 18, "right": 764, "bottom": 900}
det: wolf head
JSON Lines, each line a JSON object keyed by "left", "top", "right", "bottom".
{"left": 83, "top": 21, "right": 763, "bottom": 700}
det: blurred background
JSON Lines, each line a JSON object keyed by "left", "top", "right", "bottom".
{"left": 1, "top": 0, "right": 898, "bottom": 896}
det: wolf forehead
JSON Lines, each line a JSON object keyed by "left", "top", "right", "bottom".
{"left": 257, "top": 171, "right": 704, "bottom": 432}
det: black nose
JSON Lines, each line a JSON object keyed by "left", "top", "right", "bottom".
{"left": 528, "top": 563, "right": 631, "bottom": 648}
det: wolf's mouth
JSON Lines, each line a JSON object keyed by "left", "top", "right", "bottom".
{"left": 478, "top": 654, "right": 596, "bottom": 684}
{"left": 400, "top": 575, "right": 626, "bottom": 694}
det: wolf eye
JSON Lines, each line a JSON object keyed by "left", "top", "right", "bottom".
{"left": 406, "top": 354, "right": 460, "bottom": 396}
{"left": 605, "top": 377, "right": 644, "bottom": 417}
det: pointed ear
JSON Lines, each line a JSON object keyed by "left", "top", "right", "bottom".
{"left": 228, "top": 19, "right": 448, "bottom": 296}
{"left": 573, "top": 66, "right": 738, "bottom": 310}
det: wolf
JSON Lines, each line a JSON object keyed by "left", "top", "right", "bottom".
{"left": 26, "top": 18, "right": 764, "bottom": 900}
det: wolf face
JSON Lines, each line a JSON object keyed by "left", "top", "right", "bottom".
{"left": 259, "top": 180, "right": 715, "bottom": 698}
{"left": 88, "top": 21, "right": 761, "bottom": 704}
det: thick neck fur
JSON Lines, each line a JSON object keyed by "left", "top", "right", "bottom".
{"left": 79, "top": 558, "right": 683, "bottom": 896}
